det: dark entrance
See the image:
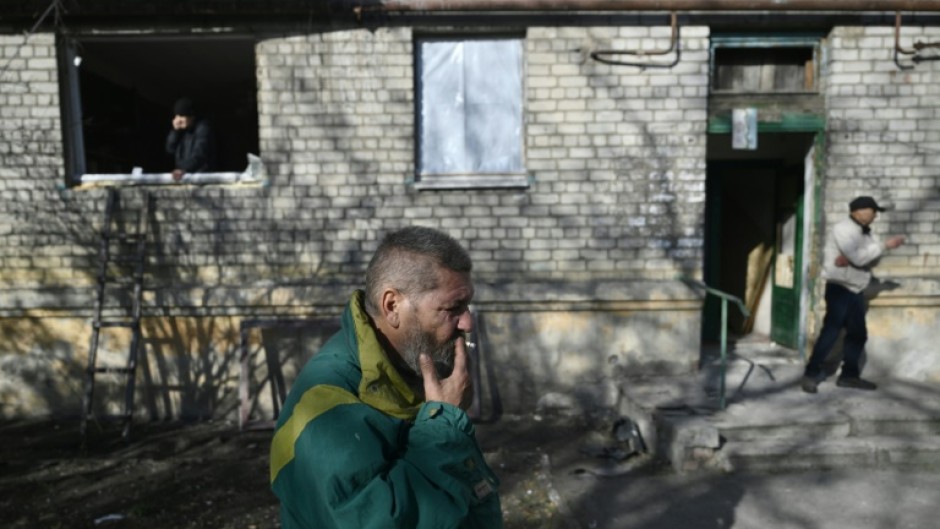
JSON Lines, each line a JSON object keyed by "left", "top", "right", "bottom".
{"left": 703, "top": 132, "right": 817, "bottom": 348}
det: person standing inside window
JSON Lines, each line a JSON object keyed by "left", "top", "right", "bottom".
{"left": 165, "top": 97, "right": 216, "bottom": 181}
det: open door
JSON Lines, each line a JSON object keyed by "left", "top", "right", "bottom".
{"left": 769, "top": 139, "right": 820, "bottom": 350}
{"left": 769, "top": 177, "right": 803, "bottom": 348}
{"left": 704, "top": 133, "right": 816, "bottom": 347}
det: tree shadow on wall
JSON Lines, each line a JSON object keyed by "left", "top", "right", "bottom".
{"left": 132, "top": 189, "right": 346, "bottom": 423}
{"left": 0, "top": 176, "right": 112, "bottom": 420}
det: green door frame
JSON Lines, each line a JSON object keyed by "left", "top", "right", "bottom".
{"left": 706, "top": 114, "right": 825, "bottom": 355}
{"left": 770, "top": 170, "right": 804, "bottom": 349}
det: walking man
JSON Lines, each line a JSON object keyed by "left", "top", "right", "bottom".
{"left": 802, "top": 196, "right": 905, "bottom": 393}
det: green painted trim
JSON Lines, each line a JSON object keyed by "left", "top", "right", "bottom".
{"left": 710, "top": 34, "right": 825, "bottom": 48}
{"left": 708, "top": 114, "right": 826, "bottom": 134}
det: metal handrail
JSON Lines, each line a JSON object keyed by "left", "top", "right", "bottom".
{"left": 681, "top": 277, "right": 750, "bottom": 409}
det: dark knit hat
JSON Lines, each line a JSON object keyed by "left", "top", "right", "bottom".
{"left": 849, "top": 196, "right": 886, "bottom": 212}
{"left": 173, "top": 97, "right": 195, "bottom": 117}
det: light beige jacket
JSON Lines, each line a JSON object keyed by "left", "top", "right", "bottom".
{"left": 821, "top": 217, "right": 886, "bottom": 293}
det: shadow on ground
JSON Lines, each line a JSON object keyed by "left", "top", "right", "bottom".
{"left": 1, "top": 414, "right": 629, "bottom": 529}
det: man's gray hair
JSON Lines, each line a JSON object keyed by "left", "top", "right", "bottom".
{"left": 364, "top": 226, "right": 472, "bottom": 317}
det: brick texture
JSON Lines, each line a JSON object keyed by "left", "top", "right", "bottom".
{"left": 825, "top": 26, "right": 940, "bottom": 275}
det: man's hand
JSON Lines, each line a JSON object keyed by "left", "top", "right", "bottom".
{"left": 420, "top": 337, "right": 473, "bottom": 410}
{"left": 172, "top": 169, "right": 185, "bottom": 182}
{"left": 834, "top": 254, "right": 849, "bottom": 267}
{"left": 886, "top": 235, "right": 905, "bottom": 249}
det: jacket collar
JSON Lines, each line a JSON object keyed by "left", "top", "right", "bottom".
{"left": 348, "top": 290, "right": 423, "bottom": 420}
{"left": 850, "top": 215, "right": 872, "bottom": 235}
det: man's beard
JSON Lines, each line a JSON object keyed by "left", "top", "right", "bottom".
{"left": 400, "top": 325, "right": 458, "bottom": 379}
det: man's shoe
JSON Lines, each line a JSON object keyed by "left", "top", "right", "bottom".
{"left": 836, "top": 377, "right": 878, "bottom": 391}
{"left": 800, "top": 376, "right": 819, "bottom": 394}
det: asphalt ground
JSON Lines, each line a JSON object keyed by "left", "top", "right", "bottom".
{"left": 550, "top": 465, "right": 940, "bottom": 529}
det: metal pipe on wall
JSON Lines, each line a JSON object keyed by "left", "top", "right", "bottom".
{"left": 366, "top": 0, "right": 940, "bottom": 12}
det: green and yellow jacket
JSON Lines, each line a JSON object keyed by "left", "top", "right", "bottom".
{"left": 270, "top": 291, "right": 502, "bottom": 529}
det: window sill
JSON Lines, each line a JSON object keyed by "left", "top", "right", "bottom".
{"left": 74, "top": 154, "right": 266, "bottom": 188}
{"left": 77, "top": 171, "right": 264, "bottom": 187}
{"left": 411, "top": 173, "right": 531, "bottom": 191}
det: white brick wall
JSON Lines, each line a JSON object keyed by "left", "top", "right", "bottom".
{"left": 251, "top": 25, "right": 711, "bottom": 284}
{"left": 825, "top": 26, "right": 940, "bottom": 275}
{"left": 9, "top": 19, "right": 940, "bottom": 419}
{"left": 0, "top": 33, "right": 76, "bottom": 291}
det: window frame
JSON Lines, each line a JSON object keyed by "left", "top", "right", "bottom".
{"left": 412, "top": 32, "right": 529, "bottom": 190}
{"left": 56, "top": 33, "right": 262, "bottom": 188}
{"left": 709, "top": 35, "right": 822, "bottom": 96}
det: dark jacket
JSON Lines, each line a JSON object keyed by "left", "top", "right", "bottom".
{"left": 165, "top": 119, "right": 216, "bottom": 172}
{"left": 270, "top": 291, "right": 503, "bottom": 529}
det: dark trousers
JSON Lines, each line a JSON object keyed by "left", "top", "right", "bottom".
{"left": 804, "top": 282, "right": 868, "bottom": 379}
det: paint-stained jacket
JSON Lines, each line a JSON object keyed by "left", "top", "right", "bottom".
{"left": 269, "top": 291, "right": 502, "bottom": 529}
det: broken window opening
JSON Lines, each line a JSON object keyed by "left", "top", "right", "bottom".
{"left": 58, "top": 35, "right": 260, "bottom": 186}
{"left": 712, "top": 40, "right": 818, "bottom": 94}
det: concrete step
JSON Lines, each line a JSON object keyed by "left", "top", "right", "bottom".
{"left": 700, "top": 357, "right": 805, "bottom": 404}
{"left": 713, "top": 413, "right": 940, "bottom": 443}
{"left": 621, "top": 370, "right": 940, "bottom": 473}
{"left": 723, "top": 435, "right": 940, "bottom": 472}
{"left": 715, "top": 415, "right": 851, "bottom": 442}
{"left": 710, "top": 381, "right": 940, "bottom": 440}
{"left": 709, "top": 378, "right": 940, "bottom": 471}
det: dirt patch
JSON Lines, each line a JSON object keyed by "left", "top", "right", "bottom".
{"left": 1, "top": 420, "right": 277, "bottom": 529}
{"left": 0, "top": 415, "right": 622, "bottom": 529}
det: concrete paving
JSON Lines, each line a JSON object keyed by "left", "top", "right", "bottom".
{"left": 617, "top": 343, "right": 940, "bottom": 473}
{"left": 550, "top": 466, "right": 940, "bottom": 529}
{"left": 502, "top": 340, "right": 940, "bottom": 528}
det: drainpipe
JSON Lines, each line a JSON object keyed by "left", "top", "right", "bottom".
{"left": 365, "top": 0, "right": 940, "bottom": 12}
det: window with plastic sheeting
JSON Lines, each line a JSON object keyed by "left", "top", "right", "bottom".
{"left": 415, "top": 36, "right": 528, "bottom": 190}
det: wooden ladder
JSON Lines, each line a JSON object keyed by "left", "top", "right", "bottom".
{"left": 81, "top": 188, "right": 152, "bottom": 443}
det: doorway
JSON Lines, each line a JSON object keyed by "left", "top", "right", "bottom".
{"left": 703, "top": 132, "right": 817, "bottom": 349}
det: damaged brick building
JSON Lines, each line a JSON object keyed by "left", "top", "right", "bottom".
{"left": 2, "top": 0, "right": 939, "bottom": 424}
